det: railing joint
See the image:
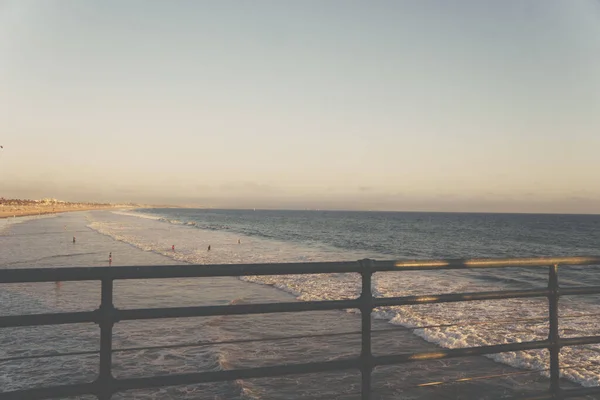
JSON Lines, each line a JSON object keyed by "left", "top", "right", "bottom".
{"left": 553, "top": 387, "right": 563, "bottom": 400}
{"left": 94, "top": 375, "right": 116, "bottom": 400}
{"left": 93, "top": 306, "right": 119, "bottom": 326}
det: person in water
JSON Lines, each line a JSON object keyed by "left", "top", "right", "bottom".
{"left": 72, "top": 236, "right": 76, "bottom": 243}
{"left": 172, "top": 245, "right": 175, "bottom": 252}
{"left": 208, "top": 245, "right": 211, "bottom": 251}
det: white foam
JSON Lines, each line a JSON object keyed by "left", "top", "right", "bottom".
{"left": 86, "top": 211, "right": 600, "bottom": 388}
{"left": 111, "top": 210, "right": 163, "bottom": 220}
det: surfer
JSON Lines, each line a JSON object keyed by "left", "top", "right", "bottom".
{"left": 72, "top": 236, "right": 76, "bottom": 243}
{"left": 208, "top": 245, "right": 211, "bottom": 251}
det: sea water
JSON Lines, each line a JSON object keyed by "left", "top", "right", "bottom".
{"left": 1, "top": 209, "right": 600, "bottom": 399}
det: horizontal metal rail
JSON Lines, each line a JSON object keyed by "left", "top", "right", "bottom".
{"left": 4, "top": 285, "right": 600, "bottom": 329}
{"left": 0, "top": 311, "right": 95, "bottom": 328}
{"left": 2, "top": 256, "right": 599, "bottom": 283}
{"left": 1, "top": 256, "right": 600, "bottom": 400}
{"left": 6, "top": 311, "right": 600, "bottom": 363}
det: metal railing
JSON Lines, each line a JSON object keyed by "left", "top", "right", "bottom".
{"left": 1, "top": 256, "right": 600, "bottom": 400}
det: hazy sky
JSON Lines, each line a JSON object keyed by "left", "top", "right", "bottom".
{"left": 2, "top": 1, "right": 599, "bottom": 212}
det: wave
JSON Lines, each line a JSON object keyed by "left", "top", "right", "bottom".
{"left": 111, "top": 210, "right": 163, "bottom": 220}
{"left": 111, "top": 210, "right": 410, "bottom": 257}
{"left": 87, "top": 213, "right": 600, "bottom": 389}
{"left": 113, "top": 210, "right": 317, "bottom": 245}
{"left": 112, "top": 211, "right": 211, "bottom": 230}
{"left": 88, "top": 221, "right": 199, "bottom": 263}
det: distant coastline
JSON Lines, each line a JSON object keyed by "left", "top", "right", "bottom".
{"left": 0, "top": 198, "right": 139, "bottom": 219}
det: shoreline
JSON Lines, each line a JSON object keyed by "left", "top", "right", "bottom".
{"left": 0, "top": 205, "right": 123, "bottom": 219}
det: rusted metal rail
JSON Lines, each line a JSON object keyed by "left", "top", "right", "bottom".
{"left": 1, "top": 256, "right": 600, "bottom": 399}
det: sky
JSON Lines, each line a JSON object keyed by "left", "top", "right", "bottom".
{"left": 1, "top": 0, "right": 600, "bottom": 213}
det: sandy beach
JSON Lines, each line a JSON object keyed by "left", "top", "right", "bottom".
{"left": 0, "top": 203, "right": 121, "bottom": 219}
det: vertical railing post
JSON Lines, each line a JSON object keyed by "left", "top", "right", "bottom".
{"left": 548, "top": 264, "right": 561, "bottom": 397}
{"left": 98, "top": 278, "right": 115, "bottom": 400}
{"left": 360, "top": 259, "right": 373, "bottom": 400}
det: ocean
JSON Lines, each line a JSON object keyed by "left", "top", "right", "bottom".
{"left": 1, "top": 209, "right": 600, "bottom": 399}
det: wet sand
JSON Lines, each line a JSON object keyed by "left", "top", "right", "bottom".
{"left": 0, "top": 212, "right": 593, "bottom": 399}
